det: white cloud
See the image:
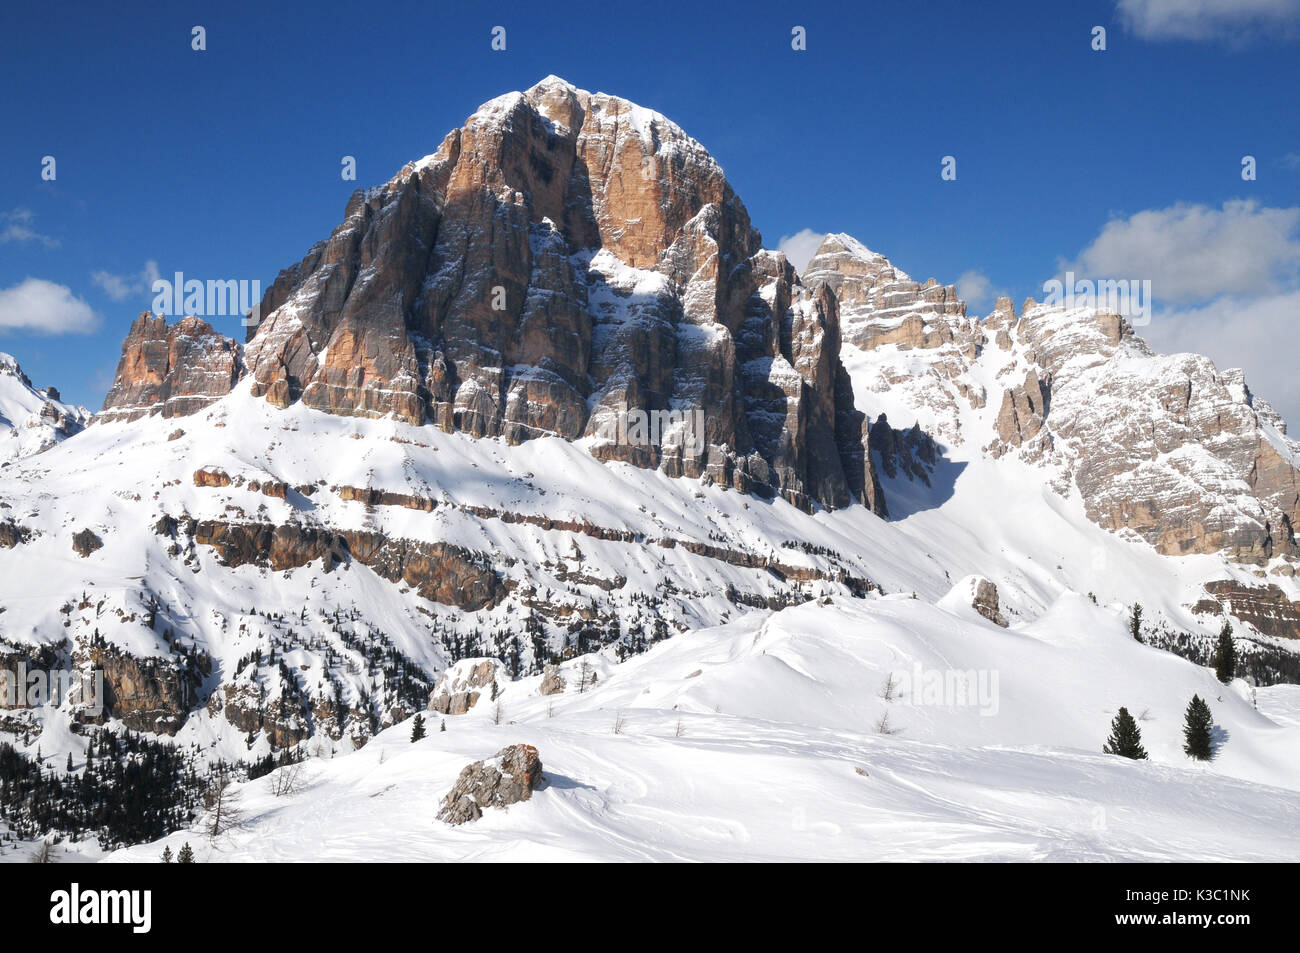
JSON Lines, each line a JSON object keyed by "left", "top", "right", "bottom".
{"left": 1116, "top": 0, "right": 1300, "bottom": 41}
{"left": 1062, "top": 200, "right": 1300, "bottom": 304}
{"left": 0, "top": 208, "right": 59, "bottom": 249}
{"left": 91, "top": 260, "right": 161, "bottom": 302}
{"left": 777, "top": 229, "right": 827, "bottom": 274}
{"left": 0, "top": 278, "right": 99, "bottom": 334}
{"left": 956, "top": 270, "right": 996, "bottom": 310}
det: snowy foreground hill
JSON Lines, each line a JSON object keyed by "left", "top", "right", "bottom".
{"left": 104, "top": 598, "right": 1300, "bottom": 863}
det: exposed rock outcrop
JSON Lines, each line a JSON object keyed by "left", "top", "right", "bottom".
{"left": 869, "top": 414, "right": 939, "bottom": 487}
{"left": 802, "top": 234, "right": 981, "bottom": 448}
{"left": 82, "top": 643, "right": 207, "bottom": 734}
{"left": 538, "top": 663, "right": 566, "bottom": 696}
{"left": 99, "top": 313, "right": 241, "bottom": 422}
{"left": 803, "top": 230, "right": 1300, "bottom": 564}
{"left": 71, "top": 529, "right": 103, "bottom": 557}
{"left": 996, "top": 306, "right": 1300, "bottom": 562}
{"left": 187, "top": 518, "right": 504, "bottom": 611}
{"left": 0, "top": 641, "right": 64, "bottom": 710}
{"left": 0, "top": 352, "right": 88, "bottom": 464}
{"left": 428, "top": 658, "right": 504, "bottom": 715}
{"left": 971, "top": 578, "right": 1009, "bottom": 628}
{"left": 85, "top": 77, "right": 1300, "bottom": 572}
{"left": 238, "top": 76, "right": 875, "bottom": 512}
{"left": 209, "top": 681, "right": 310, "bottom": 748}
{"left": 0, "top": 520, "right": 31, "bottom": 549}
{"left": 801, "top": 233, "right": 966, "bottom": 352}
{"left": 436, "top": 743, "right": 543, "bottom": 825}
{"left": 192, "top": 467, "right": 232, "bottom": 488}
{"left": 992, "top": 369, "right": 1049, "bottom": 453}
{"left": 1198, "top": 580, "right": 1300, "bottom": 640}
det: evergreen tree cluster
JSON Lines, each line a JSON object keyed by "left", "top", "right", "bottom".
{"left": 1102, "top": 696, "right": 1217, "bottom": 763}
{"left": 0, "top": 732, "right": 206, "bottom": 850}
{"left": 245, "top": 745, "right": 305, "bottom": 782}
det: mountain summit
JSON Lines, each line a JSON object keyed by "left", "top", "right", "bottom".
{"left": 0, "top": 352, "right": 88, "bottom": 465}
{"left": 102, "top": 75, "right": 878, "bottom": 513}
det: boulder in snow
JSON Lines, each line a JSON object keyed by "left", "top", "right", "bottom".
{"left": 539, "top": 663, "right": 566, "bottom": 696}
{"left": 437, "top": 744, "right": 543, "bottom": 825}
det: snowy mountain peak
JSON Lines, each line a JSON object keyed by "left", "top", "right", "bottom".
{"left": 0, "top": 350, "right": 88, "bottom": 465}
{"left": 170, "top": 75, "right": 865, "bottom": 514}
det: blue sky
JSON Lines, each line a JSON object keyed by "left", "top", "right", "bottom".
{"left": 2, "top": 0, "right": 1298, "bottom": 417}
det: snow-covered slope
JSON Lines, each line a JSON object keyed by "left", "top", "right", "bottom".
{"left": 100, "top": 597, "right": 1300, "bottom": 862}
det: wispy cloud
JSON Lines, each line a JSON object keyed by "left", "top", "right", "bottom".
{"left": 90, "top": 260, "right": 161, "bottom": 302}
{"left": 777, "top": 229, "right": 827, "bottom": 274}
{"left": 956, "top": 270, "right": 1003, "bottom": 312}
{"left": 1116, "top": 0, "right": 1300, "bottom": 42}
{"left": 0, "top": 208, "right": 60, "bottom": 249}
{"left": 0, "top": 278, "right": 99, "bottom": 334}
{"left": 1060, "top": 200, "right": 1300, "bottom": 303}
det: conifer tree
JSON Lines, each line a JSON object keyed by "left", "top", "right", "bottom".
{"left": 1103, "top": 707, "right": 1148, "bottom": 759}
{"left": 410, "top": 714, "right": 426, "bottom": 743}
{"left": 1213, "top": 622, "right": 1237, "bottom": 684}
{"left": 1128, "top": 604, "right": 1144, "bottom": 644}
{"left": 1183, "top": 695, "right": 1214, "bottom": 760}
{"left": 177, "top": 842, "right": 194, "bottom": 863}
{"left": 161, "top": 845, "right": 173, "bottom": 863}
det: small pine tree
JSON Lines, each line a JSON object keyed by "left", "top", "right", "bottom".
{"left": 439, "top": 719, "right": 446, "bottom": 733}
{"left": 161, "top": 846, "right": 174, "bottom": 863}
{"left": 1128, "top": 604, "right": 1144, "bottom": 644}
{"left": 66, "top": 752, "right": 74, "bottom": 772}
{"left": 1103, "top": 707, "right": 1148, "bottom": 759}
{"left": 177, "top": 842, "right": 195, "bottom": 863}
{"left": 1183, "top": 695, "right": 1214, "bottom": 760}
{"left": 1213, "top": 622, "right": 1236, "bottom": 684}
{"left": 410, "top": 714, "right": 426, "bottom": 743}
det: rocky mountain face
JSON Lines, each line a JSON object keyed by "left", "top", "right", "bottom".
{"left": 98, "top": 314, "right": 241, "bottom": 423}
{"left": 0, "top": 352, "right": 88, "bottom": 465}
{"left": 802, "top": 233, "right": 986, "bottom": 452}
{"left": 985, "top": 301, "right": 1300, "bottom": 564}
{"left": 98, "top": 76, "right": 878, "bottom": 513}
{"left": 800, "top": 233, "right": 1300, "bottom": 569}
